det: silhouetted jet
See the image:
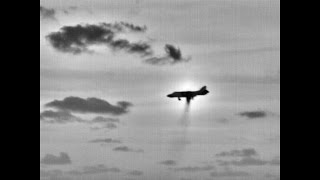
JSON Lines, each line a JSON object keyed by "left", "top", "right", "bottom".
{"left": 167, "top": 86, "right": 209, "bottom": 104}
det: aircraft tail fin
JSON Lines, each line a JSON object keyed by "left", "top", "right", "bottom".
{"left": 198, "top": 86, "right": 209, "bottom": 95}
{"left": 200, "top": 86, "right": 207, "bottom": 91}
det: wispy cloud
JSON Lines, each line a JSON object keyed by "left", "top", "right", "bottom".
{"left": 70, "top": 165, "right": 121, "bottom": 175}
{"left": 159, "top": 160, "right": 177, "bottom": 166}
{"left": 89, "top": 138, "right": 122, "bottom": 144}
{"left": 127, "top": 170, "right": 144, "bottom": 176}
{"left": 238, "top": 111, "right": 268, "bottom": 119}
{"left": 216, "top": 148, "right": 258, "bottom": 157}
{"left": 113, "top": 146, "right": 144, "bottom": 153}
{"left": 172, "top": 165, "right": 215, "bottom": 173}
{"left": 145, "top": 44, "right": 191, "bottom": 65}
{"left": 211, "top": 169, "right": 251, "bottom": 177}
{"left": 40, "top": 110, "right": 81, "bottom": 124}
{"left": 218, "top": 157, "right": 280, "bottom": 167}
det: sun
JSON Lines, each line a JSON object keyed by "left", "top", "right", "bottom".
{"left": 178, "top": 81, "right": 200, "bottom": 91}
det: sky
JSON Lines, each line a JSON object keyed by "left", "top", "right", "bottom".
{"left": 40, "top": 0, "right": 280, "bottom": 180}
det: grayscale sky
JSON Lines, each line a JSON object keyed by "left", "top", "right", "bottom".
{"left": 40, "top": 0, "right": 280, "bottom": 180}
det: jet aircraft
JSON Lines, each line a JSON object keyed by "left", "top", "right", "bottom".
{"left": 167, "top": 86, "right": 209, "bottom": 104}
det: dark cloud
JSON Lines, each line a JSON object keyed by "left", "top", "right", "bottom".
{"left": 46, "top": 23, "right": 152, "bottom": 55}
{"left": 160, "top": 160, "right": 177, "bottom": 166}
{"left": 172, "top": 165, "right": 215, "bottom": 172}
{"left": 46, "top": 24, "right": 114, "bottom": 54}
{"left": 113, "top": 146, "right": 144, "bottom": 153}
{"left": 145, "top": 44, "right": 191, "bottom": 65}
{"left": 216, "top": 148, "right": 258, "bottom": 157}
{"left": 239, "top": 111, "right": 267, "bottom": 119}
{"left": 41, "top": 152, "right": 72, "bottom": 165}
{"left": 127, "top": 170, "right": 144, "bottom": 176}
{"left": 89, "top": 138, "right": 121, "bottom": 144}
{"left": 110, "top": 39, "right": 153, "bottom": 56}
{"left": 40, "top": 6, "right": 56, "bottom": 20}
{"left": 45, "top": 97, "right": 132, "bottom": 115}
{"left": 211, "top": 169, "right": 251, "bottom": 177}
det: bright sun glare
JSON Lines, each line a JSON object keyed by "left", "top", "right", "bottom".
{"left": 177, "top": 81, "right": 201, "bottom": 91}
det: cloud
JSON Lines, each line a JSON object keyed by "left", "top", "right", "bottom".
{"left": 40, "top": 110, "right": 82, "bottom": 124}
{"left": 41, "top": 165, "right": 121, "bottom": 179}
{"left": 216, "top": 148, "right": 258, "bottom": 157}
{"left": 45, "top": 97, "right": 132, "bottom": 115}
{"left": 110, "top": 39, "right": 153, "bottom": 56}
{"left": 90, "top": 123, "right": 118, "bottom": 130}
{"left": 210, "top": 169, "right": 251, "bottom": 177}
{"left": 67, "top": 165, "right": 121, "bottom": 176}
{"left": 218, "top": 157, "right": 280, "bottom": 167}
{"left": 89, "top": 117, "right": 120, "bottom": 130}
{"left": 40, "top": 6, "right": 56, "bottom": 20}
{"left": 118, "top": 22, "right": 147, "bottom": 32}
{"left": 269, "top": 157, "right": 281, "bottom": 166}
{"left": 172, "top": 165, "right": 215, "bottom": 172}
{"left": 145, "top": 44, "right": 191, "bottom": 65}
{"left": 40, "top": 110, "right": 120, "bottom": 130}
{"left": 159, "top": 160, "right": 177, "bottom": 166}
{"left": 239, "top": 111, "right": 267, "bottom": 119}
{"left": 265, "top": 173, "right": 280, "bottom": 180}
{"left": 91, "top": 116, "right": 120, "bottom": 123}
{"left": 89, "top": 138, "right": 122, "bottom": 144}
{"left": 127, "top": 170, "right": 144, "bottom": 176}
{"left": 229, "top": 157, "right": 268, "bottom": 166}
{"left": 41, "top": 152, "right": 72, "bottom": 165}
{"left": 216, "top": 149, "right": 280, "bottom": 167}
{"left": 113, "top": 146, "right": 144, "bottom": 153}
{"left": 40, "top": 169, "right": 64, "bottom": 179}
{"left": 46, "top": 23, "right": 152, "bottom": 55}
